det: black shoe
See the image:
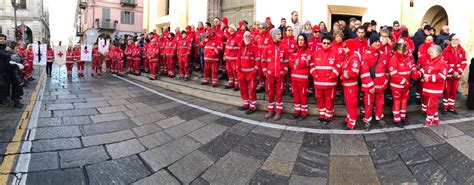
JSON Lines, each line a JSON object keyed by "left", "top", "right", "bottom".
{"left": 339, "top": 121, "right": 347, "bottom": 126}
{"left": 299, "top": 115, "right": 307, "bottom": 121}
{"left": 364, "top": 122, "right": 371, "bottom": 131}
{"left": 184, "top": 77, "right": 190, "bottom": 81}
{"left": 293, "top": 114, "right": 300, "bottom": 119}
{"left": 233, "top": 87, "right": 239, "bottom": 91}
{"left": 422, "top": 112, "right": 427, "bottom": 117}
{"left": 449, "top": 109, "right": 459, "bottom": 115}
{"left": 441, "top": 109, "right": 448, "bottom": 115}
{"left": 401, "top": 120, "right": 410, "bottom": 125}
{"left": 238, "top": 106, "right": 249, "bottom": 110}
{"left": 340, "top": 125, "right": 352, "bottom": 130}
{"left": 318, "top": 117, "right": 325, "bottom": 123}
{"left": 245, "top": 109, "right": 256, "bottom": 114}
{"left": 13, "top": 99, "right": 23, "bottom": 108}
{"left": 394, "top": 123, "right": 404, "bottom": 128}
{"left": 323, "top": 119, "right": 331, "bottom": 125}
{"left": 378, "top": 120, "right": 386, "bottom": 128}
{"left": 224, "top": 85, "right": 232, "bottom": 89}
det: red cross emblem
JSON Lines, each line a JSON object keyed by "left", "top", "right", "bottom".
{"left": 58, "top": 52, "right": 64, "bottom": 57}
{"left": 83, "top": 49, "right": 89, "bottom": 54}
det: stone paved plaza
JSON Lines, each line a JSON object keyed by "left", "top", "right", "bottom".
{"left": 1, "top": 64, "right": 473, "bottom": 184}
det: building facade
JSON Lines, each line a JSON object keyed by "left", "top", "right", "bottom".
{"left": 0, "top": 0, "right": 50, "bottom": 44}
{"left": 143, "top": 0, "right": 473, "bottom": 58}
{"left": 75, "top": 0, "right": 144, "bottom": 45}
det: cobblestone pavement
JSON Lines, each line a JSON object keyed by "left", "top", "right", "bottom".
{"left": 2, "top": 64, "right": 474, "bottom": 184}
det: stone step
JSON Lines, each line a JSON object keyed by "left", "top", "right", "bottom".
{"left": 124, "top": 73, "right": 443, "bottom": 117}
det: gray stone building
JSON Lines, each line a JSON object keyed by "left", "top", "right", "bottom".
{"left": 0, "top": 0, "right": 50, "bottom": 44}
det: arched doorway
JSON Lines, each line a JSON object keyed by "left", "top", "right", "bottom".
{"left": 17, "top": 24, "right": 33, "bottom": 44}
{"left": 421, "top": 5, "right": 448, "bottom": 33}
{"left": 207, "top": 0, "right": 254, "bottom": 25}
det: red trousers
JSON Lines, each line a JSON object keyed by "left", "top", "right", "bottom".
{"left": 160, "top": 55, "right": 167, "bottom": 75}
{"left": 92, "top": 59, "right": 102, "bottom": 75}
{"left": 24, "top": 61, "right": 33, "bottom": 79}
{"left": 127, "top": 57, "right": 134, "bottom": 73}
{"left": 111, "top": 59, "right": 117, "bottom": 73}
{"left": 344, "top": 85, "right": 359, "bottom": 129}
{"left": 105, "top": 58, "right": 111, "bottom": 73}
{"left": 149, "top": 59, "right": 159, "bottom": 79}
{"left": 203, "top": 62, "right": 219, "bottom": 85}
{"left": 117, "top": 60, "right": 125, "bottom": 75}
{"left": 443, "top": 78, "right": 459, "bottom": 111}
{"left": 77, "top": 61, "right": 84, "bottom": 74}
{"left": 363, "top": 92, "right": 385, "bottom": 123}
{"left": 257, "top": 65, "right": 265, "bottom": 89}
{"left": 166, "top": 56, "right": 176, "bottom": 76}
{"left": 143, "top": 57, "right": 149, "bottom": 72}
{"left": 226, "top": 60, "right": 238, "bottom": 87}
{"left": 266, "top": 75, "right": 285, "bottom": 113}
{"left": 133, "top": 58, "right": 141, "bottom": 75}
{"left": 392, "top": 89, "right": 409, "bottom": 124}
{"left": 421, "top": 95, "right": 429, "bottom": 113}
{"left": 316, "top": 88, "right": 336, "bottom": 119}
{"left": 178, "top": 56, "right": 190, "bottom": 77}
{"left": 238, "top": 72, "right": 257, "bottom": 110}
{"left": 66, "top": 63, "right": 73, "bottom": 75}
{"left": 292, "top": 81, "right": 309, "bottom": 116}
{"left": 425, "top": 95, "right": 440, "bottom": 126}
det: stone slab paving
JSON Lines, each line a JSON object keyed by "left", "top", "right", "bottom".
{"left": 12, "top": 65, "right": 474, "bottom": 184}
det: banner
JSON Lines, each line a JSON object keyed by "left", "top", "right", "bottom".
{"left": 53, "top": 45, "right": 67, "bottom": 66}
{"left": 98, "top": 38, "right": 109, "bottom": 55}
{"left": 32, "top": 43, "right": 47, "bottom": 65}
{"left": 80, "top": 44, "right": 93, "bottom": 62}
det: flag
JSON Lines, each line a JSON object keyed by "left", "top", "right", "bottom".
{"left": 98, "top": 38, "right": 109, "bottom": 55}
{"left": 80, "top": 44, "right": 93, "bottom": 62}
{"left": 53, "top": 45, "right": 67, "bottom": 66}
{"left": 33, "top": 43, "right": 47, "bottom": 65}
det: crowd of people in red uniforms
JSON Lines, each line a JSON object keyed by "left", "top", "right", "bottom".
{"left": 54, "top": 11, "right": 467, "bottom": 131}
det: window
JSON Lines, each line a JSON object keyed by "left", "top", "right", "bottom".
{"left": 166, "top": 0, "right": 170, "bottom": 15}
{"left": 121, "top": 11, "right": 134, "bottom": 24}
{"left": 18, "top": 0, "right": 27, "bottom": 9}
{"left": 0, "top": 26, "right": 2, "bottom": 34}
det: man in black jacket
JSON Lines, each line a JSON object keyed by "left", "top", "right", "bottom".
{"left": 0, "top": 33, "right": 12, "bottom": 106}
{"left": 412, "top": 25, "right": 431, "bottom": 61}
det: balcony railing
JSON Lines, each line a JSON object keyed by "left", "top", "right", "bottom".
{"left": 120, "top": 0, "right": 136, "bottom": 7}
{"left": 95, "top": 19, "right": 118, "bottom": 31}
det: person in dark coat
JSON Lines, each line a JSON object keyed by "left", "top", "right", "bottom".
{"left": 435, "top": 25, "right": 450, "bottom": 49}
{"left": 467, "top": 58, "right": 474, "bottom": 109}
{"left": 0, "top": 33, "right": 12, "bottom": 106}
{"left": 412, "top": 25, "right": 431, "bottom": 61}
{"left": 7, "top": 41, "right": 24, "bottom": 108}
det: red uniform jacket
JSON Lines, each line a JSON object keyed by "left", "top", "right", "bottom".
{"left": 256, "top": 32, "right": 272, "bottom": 53}
{"left": 124, "top": 44, "right": 135, "bottom": 59}
{"left": 354, "top": 37, "right": 369, "bottom": 55}
{"left": 339, "top": 51, "right": 361, "bottom": 87}
{"left": 47, "top": 49, "right": 54, "bottom": 63}
{"left": 132, "top": 45, "right": 142, "bottom": 60}
{"left": 114, "top": 47, "right": 123, "bottom": 62}
{"left": 389, "top": 52, "right": 415, "bottom": 91}
{"left": 237, "top": 41, "right": 260, "bottom": 74}
{"left": 177, "top": 38, "right": 192, "bottom": 59}
{"left": 281, "top": 35, "right": 297, "bottom": 54}
{"left": 442, "top": 44, "right": 467, "bottom": 79}
{"left": 262, "top": 42, "right": 289, "bottom": 78}
{"left": 289, "top": 46, "right": 312, "bottom": 82}
{"left": 146, "top": 44, "right": 159, "bottom": 61}
{"left": 26, "top": 49, "right": 34, "bottom": 64}
{"left": 391, "top": 29, "right": 402, "bottom": 43}
{"left": 224, "top": 34, "right": 241, "bottom": 62}
{"left": 66, "top": 50, "right": 74, "bottom": 64}
{"left": 107, "top": 47, "right": 116, "bottom": 61}
{"left": 360, "top": 48, "right": 389, "bottom": 93}
{"left": 310, "top": 46, "right": 340, "bottom": 88}
{"left": 92, "top": 47, "right": 100, "bottom": 61}
{"left": 165, "top": 39, "right": 177, "bottom": 57}
{"left": 73, "top": 48, "right": 81, "bottom": 62}
{"left": 201, "top": 35, "right": 223, "bottom": 63}
{"left": 308, "top": 36, "right": 322, "bottom": 52}
{"left": 421, "top": 56, "right": 447, "bottom": 97}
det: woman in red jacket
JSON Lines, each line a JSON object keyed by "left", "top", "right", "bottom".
{"left": 289, "top": 34, "right": 312, "bottom": 120}
{"left": 65, "top": 46, "right": 74, "bottom": 78}
{"left": 388, "top": 43, "right": 416, "bottom": 127}
{"left": 420, "top": 45, "right": 447, "bottom": 126}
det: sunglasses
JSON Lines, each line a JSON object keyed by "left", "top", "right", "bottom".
{"left": 286, "top": 30, "right": 293, "bottom": 32}
{"left": 322, "top": 42, "right": 331, "bottom": 45}
{"left": 314, "top": 31, "right": 320, "bottom": 33}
